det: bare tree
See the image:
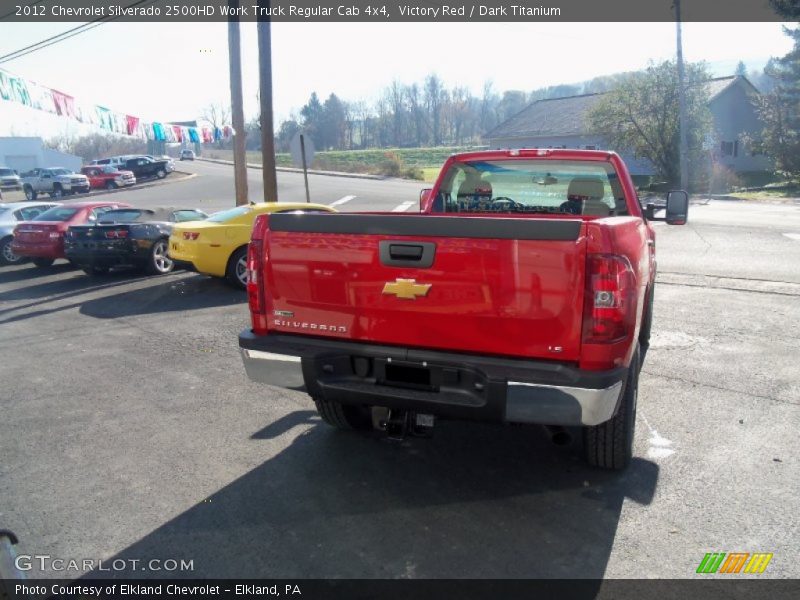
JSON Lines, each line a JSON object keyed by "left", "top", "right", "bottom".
{"left": 202, "top": 103, "right": 232, "bottom": 147}
{"left": 424, "top": 74, "right": 446, "bottom": 145}
{"left": 405, "top": 83, "right": 426, "bottom": 146}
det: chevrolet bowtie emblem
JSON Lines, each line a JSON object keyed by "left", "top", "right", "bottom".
{"left": 382, "top": 278, "right": 432, "bottom": 300}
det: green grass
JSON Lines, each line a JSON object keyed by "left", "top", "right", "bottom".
{"left": 421, "top": 167, "right": 442, "bottom": 183}
{"left": 727, "top": 186, "right": 800, "bottom": 201}
{"left": 204, "top": 146, "right": 483, "bottom": 179}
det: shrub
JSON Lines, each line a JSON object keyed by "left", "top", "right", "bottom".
{"left": 378, "top": 151, "right": 403, "bottom": 177}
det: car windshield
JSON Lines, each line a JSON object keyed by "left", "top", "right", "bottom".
{"left": 98, "top": 209, "right": 145, "bottom": 223}
{"left": 434, "top": 159, "right": 628, "bottom": 216}
{"left": 48, "top": 168, "right": 72, "bottom": 176}
{"left": 174, "top": 210, "right": 207, "bottom": 222}
{"left": 33, "top": 207, "right": 80, "bottom": 221}
{"left": 206, "top": 205, "right": 252, "bottom": 223}
{"left": 0, "top": 168, "right": 15, "bottom": 176}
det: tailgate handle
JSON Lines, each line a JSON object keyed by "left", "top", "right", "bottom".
{"left": 379, "top": 241, "right": 436, "bottom": 268}
{"left": 390, "top": 244, "right": 423, "bottom": 260}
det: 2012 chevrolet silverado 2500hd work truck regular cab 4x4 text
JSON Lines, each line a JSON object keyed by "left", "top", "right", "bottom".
{"left": 239, "top": 149, "right": 688, "bottom": 470}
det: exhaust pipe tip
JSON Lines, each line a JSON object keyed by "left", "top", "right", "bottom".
{"left": 552, "top": 430, "right": 572, "bottom": 446}
{"left": 544, "top": 425, "right": 572, "bottom": 446}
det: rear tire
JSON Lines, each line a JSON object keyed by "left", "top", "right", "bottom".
{"left": 0, "top": 236, "right": 23, "bottom": 265}
{"left": 313, "top": 396, "right": 372, "bottom": 431}
{"left": 225, "top": 246, "right": 248, "bottom": 289}
{"left": 639, "top": 286, "right": 654, "bottom": 365}
{"left": 583, "top": 346, "right": 639, "bottom": 471}
{"left": 146, "top": 238, "right": 173, "bottom": 275}
{"left": 32, "top": 257, "right": 54, "bottom": 268}
{"left": 24, "top": 186, "right": 36, "bottom": 201}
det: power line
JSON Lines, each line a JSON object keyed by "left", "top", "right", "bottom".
{"left": 0, "top": 0, "right": 158, "bottom": 66}
{"left": 0, "top": 23, "right": 104, "bottom": 65}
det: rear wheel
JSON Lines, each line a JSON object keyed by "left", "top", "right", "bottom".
{"left": 639, "top": 286, "right": 654, "bottom": 364}
{"left": 146, "top": 239, "right": 173, "bottom": 275}
{"left": 32, "top": 257, "right": 54, "bottom": 268}
{"left": 0, "top": 236, "right": 23, "bottom": 265}
{"left": 313, "top": 396, "right": 373, "bottom": 431}
{"left": 225, "top": 246, "right": 248, "bottom": 289}
{"left": 24, "top": 186, "right": 36, "bottom": 201}
{"left": 583, "top": 346, "right": 639, "bottom": 471}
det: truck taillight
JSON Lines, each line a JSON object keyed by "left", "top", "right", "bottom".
{"left": 247, "top": 239, "right": 264, "bottom": 312}
{"left": 247, "top": 213, "right": 270, "bottom": 334}
{"left": 582, "top": 254, "right": 636, "bottom": 344}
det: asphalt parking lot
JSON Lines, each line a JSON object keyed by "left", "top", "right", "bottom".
{"left": 0, "top": 198, "right": 798, "bottom": 580}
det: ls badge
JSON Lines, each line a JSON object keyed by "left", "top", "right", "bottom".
{"left": 382, "top": 278, "right": 432, "bottom": 300}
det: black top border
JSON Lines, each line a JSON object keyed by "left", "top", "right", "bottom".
{"left": 1, "top": 0, "right": 791, "bottom": 23}
{"left": 269, "top": 212, "right": 584, "bottom": 241}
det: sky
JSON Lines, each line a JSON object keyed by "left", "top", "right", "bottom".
{"left": 0, "top": 21, "right": 795, "bottom": 138}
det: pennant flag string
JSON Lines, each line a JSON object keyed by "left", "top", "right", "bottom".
{"left": 0, "top": 66, "right": 233, "bottom": 143}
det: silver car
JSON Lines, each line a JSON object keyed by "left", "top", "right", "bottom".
{"left": 0, "top": 201, "right": 61, "bottom": 265}
{"left": 0, "top": 167, "right": 22, "bottom": 192}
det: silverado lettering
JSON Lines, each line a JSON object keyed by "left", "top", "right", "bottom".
{"left": 239, "top": 149, "right": 689, "bottom": 470}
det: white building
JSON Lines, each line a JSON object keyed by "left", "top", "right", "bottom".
{"left": 0, "top": 137, "right": 82, "bottom": 174}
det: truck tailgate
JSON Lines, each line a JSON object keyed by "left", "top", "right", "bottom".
{"left": 263, "top": 213, "right": 587, "bottom": 362}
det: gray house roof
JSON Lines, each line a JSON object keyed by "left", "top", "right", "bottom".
{"left": 487, "top": 93, "right": 602, "bottom": 139}
{"left": 487, "top": 76, "right": 753, "bottom": 141}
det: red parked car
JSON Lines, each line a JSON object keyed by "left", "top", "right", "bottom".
{"left": 11, "top": 201, "right": 131, "bottom": 267}
{"left": 80, "top": 165, "right": 136, "bottom": 190}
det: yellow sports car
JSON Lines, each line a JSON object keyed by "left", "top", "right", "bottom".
{"left": 169, "top": 202, "right": 335, "bottom": 288}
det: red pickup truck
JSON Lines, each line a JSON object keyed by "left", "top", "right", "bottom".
{"left": 239, "top": 149, "right": 688, "bottom": 470}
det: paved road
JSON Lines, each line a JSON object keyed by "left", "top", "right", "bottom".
{"left": 0, "top": 188, "right": 798, "bottom": 580}
{"left": 96, "top": 159, "right": 427, "bottom": 214}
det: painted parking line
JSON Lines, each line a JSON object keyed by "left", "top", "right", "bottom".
{"left": 391, "top": 201, "right": 416, "bottom": 212}
{"left": 783, "top": 233, "right": 800, "bottom": 241}
{"left": 330, "top": 195, "right": 356, "bottom": 206}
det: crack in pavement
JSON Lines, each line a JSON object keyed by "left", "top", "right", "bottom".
{"left": 642, "top": 370, "right": 799, "bottom": 407}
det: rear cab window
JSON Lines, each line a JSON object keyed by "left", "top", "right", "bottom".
{"left": 434, "top": 159, "right": 630, "bottom": 217}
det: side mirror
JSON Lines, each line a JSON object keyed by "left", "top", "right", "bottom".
{"left": 645, "top": 190, "right": 688, "bottom": 225}
{"left": 665, "top": 190, "right": 689, "bottom": 225}
{"left": 419, "top": 188, "right": 432, "bottom": 212}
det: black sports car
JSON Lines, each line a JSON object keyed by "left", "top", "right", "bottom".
{"left": 65, "top": 207, "right": 207, "bottom": 275}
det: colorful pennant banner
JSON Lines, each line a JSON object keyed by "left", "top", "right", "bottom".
{"left": 0, "top": 67, "right": 232, "bottom": 144}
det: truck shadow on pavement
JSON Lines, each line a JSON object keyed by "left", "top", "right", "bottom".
{"left": 77, "top": 273, "right": 245, "bottom": 319}
{"left": 91, "top": 416, "right": 659, "bottom": 579}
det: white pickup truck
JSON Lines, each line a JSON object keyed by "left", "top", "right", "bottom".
{"left": 22, "top": 167, "right": 91, "bottom": 200}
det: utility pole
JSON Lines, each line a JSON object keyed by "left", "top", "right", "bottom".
{"left": 258, "top": 3, "right": 278, "bottom": 203}
{"left": 675, "top": 0, "right": 689, "bottom": 191}
{"left": 228, "top": 0, "right": 249, "bottom": 206}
